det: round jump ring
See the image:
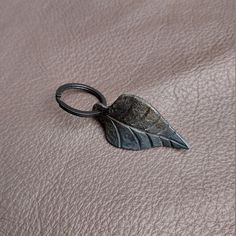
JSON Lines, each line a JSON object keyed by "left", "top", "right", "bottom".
{"left": 55, "top": 83, "right": 107, "bottom": 117}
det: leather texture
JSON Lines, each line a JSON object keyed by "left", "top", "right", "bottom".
{"left": 0, "top": 0, "right": 235, "bottom": 235}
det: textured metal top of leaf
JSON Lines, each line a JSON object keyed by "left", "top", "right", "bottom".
{"left": 93, "top": 94, "right": 189, "bottom": 150}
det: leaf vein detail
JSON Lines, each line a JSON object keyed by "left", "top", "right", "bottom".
{"left": 110, "top": 119, "right": 121, "bottom": 148}
{"left": 128, "top": 127, "right": 141, "bottom": 149}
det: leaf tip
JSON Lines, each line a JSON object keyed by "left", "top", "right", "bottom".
{"left": 169, "top": 131, "right": 190, "bottom": 150}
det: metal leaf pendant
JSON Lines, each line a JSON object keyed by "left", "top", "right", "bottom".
{"left": 56, "top": 83, "right": 189, "bottom": 151}
{"left": 93, "top": 94, "right": 189, "bottom": 150}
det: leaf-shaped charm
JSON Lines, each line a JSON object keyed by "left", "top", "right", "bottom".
{"left": 93, "top": 94, "right": 189, "bottom": 150}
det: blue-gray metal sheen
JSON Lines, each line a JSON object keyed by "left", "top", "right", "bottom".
{"left": 56, "top": 83, "right": 189, "bottom": 150}
{"left": 93, "top": 94, "right": 189, "bottom": 150}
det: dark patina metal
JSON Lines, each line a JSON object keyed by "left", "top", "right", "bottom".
{"left": 56, "top": 83, "right": 107, "bottom": 117}
{"left": 56, "top": 83, "right": 189, "bottom": 150}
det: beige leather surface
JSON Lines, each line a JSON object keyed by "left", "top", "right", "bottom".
{"left": 0, "top": 0, "right": 235, "bottom": 235}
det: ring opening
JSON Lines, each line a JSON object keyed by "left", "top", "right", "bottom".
{"left": 55, "top": 83, "right": 107, "bottom": 117}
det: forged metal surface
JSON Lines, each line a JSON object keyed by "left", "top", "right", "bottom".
{"left": 93, "top": 94, "right": 189, "bottom": 150}
{"left": 56, "top": 83, "right": 189, "bottom": 150}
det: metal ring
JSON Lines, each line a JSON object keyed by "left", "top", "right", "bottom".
{"left": 55, "top": 83, "right": 107, "bottom": 117}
